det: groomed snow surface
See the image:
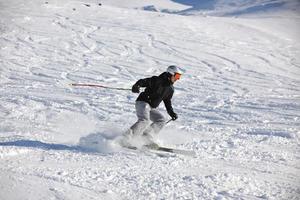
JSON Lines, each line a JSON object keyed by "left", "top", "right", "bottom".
{"left": 0, "top": 0, "right": 300, "bottom": 199}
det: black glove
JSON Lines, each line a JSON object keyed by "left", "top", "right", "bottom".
{"left": 132, "top": 84, "right": 140, "bottom": 93}
{"left": 169, "top": 111, "right": 178, "bottom": 121}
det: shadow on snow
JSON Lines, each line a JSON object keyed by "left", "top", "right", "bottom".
{"left": 164, "top": 0, "right": 289, "bottom": 16}
{"left": 0, "top": 132, "right": 120, "bottom": 154}
{"left": 0, "top": 139, "right": 89, "bottom": 152}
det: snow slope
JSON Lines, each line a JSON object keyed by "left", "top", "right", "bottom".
{"left": 0, "top": 0, "right": 300, "bottom": 199}
{"left": 101, "top": 0, "right": 300, "bottom": 17}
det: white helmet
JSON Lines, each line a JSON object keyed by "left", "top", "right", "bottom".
{"left": 166, "top": 65, "right": 183, "bottom": 75}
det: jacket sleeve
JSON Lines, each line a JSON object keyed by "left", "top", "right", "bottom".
{"left": 163, "top": 92, "right": 174, "bottom": 115}
{"left": 134, "top": 76, "right": 156, "bottom": 88}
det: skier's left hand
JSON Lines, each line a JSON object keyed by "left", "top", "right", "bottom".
{"left": 132, "top": 84, "right": 140, "bottom": 93}
{"left": 170, "top": 112, "right": 178, "bottom": 121}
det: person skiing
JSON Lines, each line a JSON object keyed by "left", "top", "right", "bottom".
{"left": 120, "top": 65, "right": 183, "bottom": 147}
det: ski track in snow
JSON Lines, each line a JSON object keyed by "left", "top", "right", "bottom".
{"left": 0, "top": 0, "right": 300, "bottom": 199}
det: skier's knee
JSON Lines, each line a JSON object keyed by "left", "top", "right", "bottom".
{"left": 138, "top": 119, "right": 150, "bottom": 126}
{"left": 153, "top": 116, "right": 165, "bottom": 123}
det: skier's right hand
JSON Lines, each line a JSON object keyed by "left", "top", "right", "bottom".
{"left": 132, "top": 84, "right": 140, "bottom": 93}
{"left": 170, "top": 112, "right": 178, "bottom": 121}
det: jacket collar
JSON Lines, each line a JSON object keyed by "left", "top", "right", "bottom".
{"left": 159, "top": 72, "right": 173, "bottom": 86}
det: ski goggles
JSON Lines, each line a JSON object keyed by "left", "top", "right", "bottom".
{"left": 174, "top": 73, "right": 182, "bottom": 80}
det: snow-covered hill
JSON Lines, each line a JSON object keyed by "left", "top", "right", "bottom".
{"left": 101, "top": 0, "right": 300, "bottom": 17}
{"left": 0, "top": 0, "right": 299, "bottom": 199}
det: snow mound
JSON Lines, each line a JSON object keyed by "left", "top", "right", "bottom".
{"left": 78, "top": 130, "right": 122, "bottom": 153}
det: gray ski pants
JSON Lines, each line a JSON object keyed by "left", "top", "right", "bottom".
{"left": 129, "top": 101, "right": 166, "bottom": 136}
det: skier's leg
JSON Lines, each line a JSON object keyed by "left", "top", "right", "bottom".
{"left": 129, "top": 101, "right": 151, "bottom": 136}
{"left": 143, "top": 108, "right": 165, "bottom": 142}
{"left": 120, "top": 101, "right": 151, "bottom": 147}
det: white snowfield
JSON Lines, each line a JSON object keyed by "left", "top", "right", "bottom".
{"left": 0, "top": 0, "right": 299, "bottom": 199}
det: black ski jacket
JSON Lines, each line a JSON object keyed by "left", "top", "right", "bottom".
{"left": 134, "top": 72, "right": 175, "bottom": 114}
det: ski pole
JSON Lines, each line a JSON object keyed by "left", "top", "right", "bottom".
{"left": 166, "top": 119, "right": 173, "bottom": 124}
{"left": 70, "top": 83, "right": 131, "bottom": 91}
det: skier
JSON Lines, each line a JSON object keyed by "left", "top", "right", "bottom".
{"left": 120, "top": 65, "right": 183, "bottom": 148}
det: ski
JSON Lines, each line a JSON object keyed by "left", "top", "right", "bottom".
{"left": 145, "top": 145, "right": 196, "bottom": 157}
{"left": 120, "top": 142, "right": 195, "bottom": 157}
